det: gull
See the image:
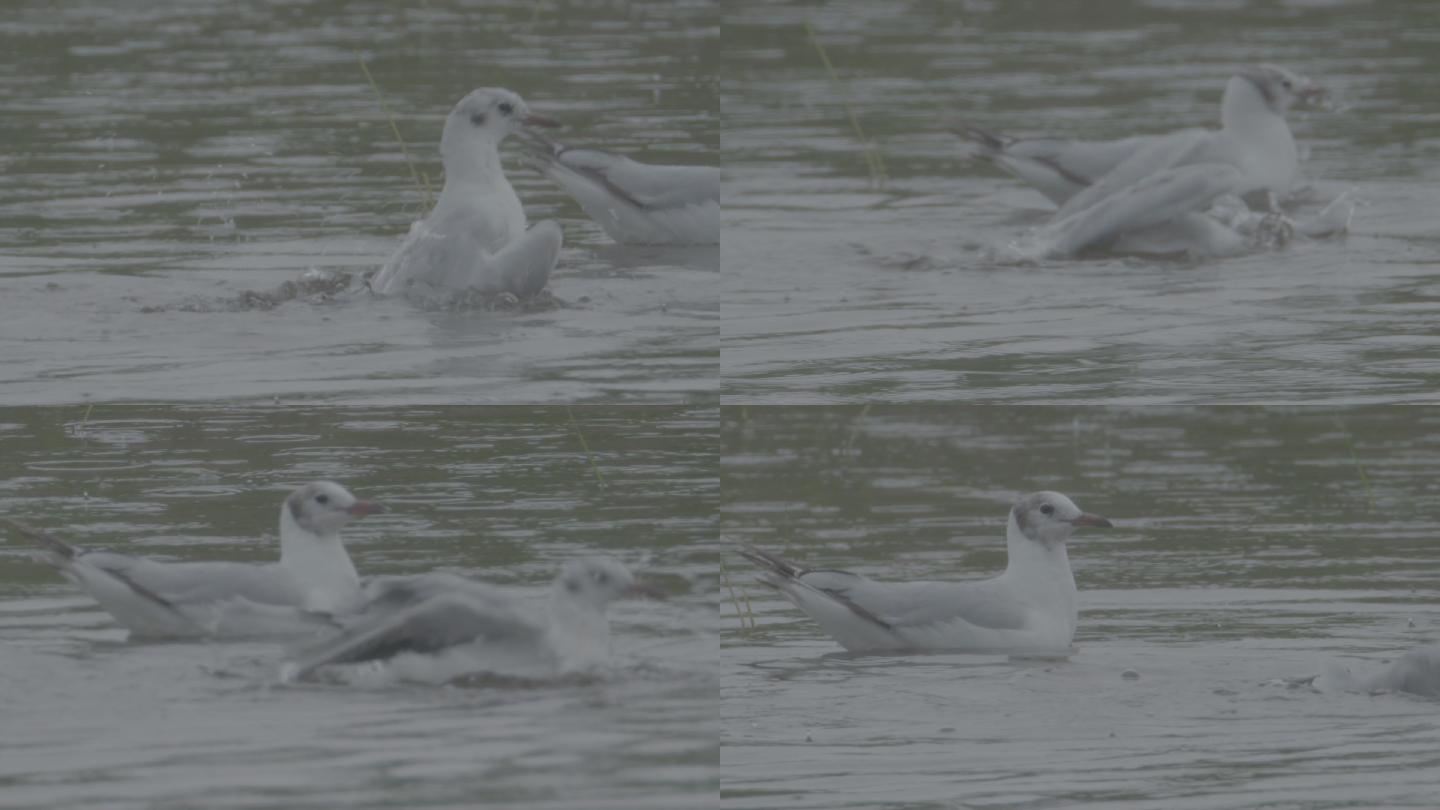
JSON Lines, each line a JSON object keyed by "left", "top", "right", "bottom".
{"left": 370, "top": 88, "right": 563, "bottom": 299}
{"left": 3, "top": 481, "right": 381, "bottom": 639}
{"left": 739, "top": 491, "right": 1111, "bottom": 654}
{"left": 959, "top": 65, "right": 1332, "bottom": 257}
{"left": 521, "top": 134, "right": 719, "bottom": 245}
{"left": 1311, "top": 645, "right": 1440, "bottom": 699}
{"left": 283, "top": 557, "right": 659, "bottom": 684}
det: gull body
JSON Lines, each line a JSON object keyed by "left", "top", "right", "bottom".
{"left": 524, "top": 137, "right": 719, "bottom": 245}
{"left": 740, "top": 492, "right": 1111, "bottom": 654}
{"left": 6, "top": 481, "right": 380, "bottom": 639}
{"left": 960, "top": 66, "right": 1328, "bottom": 257}
{"left": 371, "top": 88, "right": 562, "bottom": 298}
{"left": 286, "top": 557, "right": 655, "bottom": 684}
{"left": 1312, "top": 645, "right": 1440, "bottom": 699}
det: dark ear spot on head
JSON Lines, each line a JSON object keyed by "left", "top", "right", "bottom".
{"left": 470, "top": 113, "right": 486, "bottom": 126}
{"left": 287, "top": 494, "right": 305, "bottom": 522}
{"left": 1246, "top": 72, "right": 1277, "bottom": 107}
{"left": 565, "top": 578, "right": 581, "bottom": 594}
{"left": 1012, "top": 502, "right": 1034, "bottom": 535}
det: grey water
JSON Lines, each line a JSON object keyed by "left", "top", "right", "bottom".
{"left": 723, "top": 406, "right": 1440, "bottom": 809}
{"left": 0, "top": 1, "right": 718, "bottom": 405}
{"left": 722, "top": 0, "right": 1440, "bottom": 403}
{"left": 0, "top": 405, "right": 718, "bottom": 809}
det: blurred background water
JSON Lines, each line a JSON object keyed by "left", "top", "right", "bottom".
{"left": 722, "top": 0, "right": 1440, "bottom": 403}
{"left": 0, "top": 404, "right": 718, "bottom": 809}
{"left": 723, "top": 406, "right": 1440, "bottom": 808}
{"left": 0, "top": 0, "right": 719, "bottom": 405}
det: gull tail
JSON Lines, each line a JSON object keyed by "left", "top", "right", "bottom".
{"left": 1, "top": 518, "right": 206, "bottom": 637}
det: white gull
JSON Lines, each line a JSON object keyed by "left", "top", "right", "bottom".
{"left": 370, "top": 87, "right": 562, "bottom": 299}
{"left": 960, "top": 65, "right": 1336, "bottom": 258}
{"left": 283, "top": 556, "right": 659, "bottom": 684}
{"left": 4, "top": 481, "right": 380, "bottom": 639}
{"left": 522, "top": 134, "right": 719, "bottom": 245}
{"left": 739, "top": 491, "right": 1111, "bottom": 654}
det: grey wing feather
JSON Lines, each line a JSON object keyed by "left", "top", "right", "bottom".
{"left": 957, "top": 123, "right": 1163, "bottom": 205}
{"left": 484, "top": 220, "right": 559, "bottom": 296}
{"left": 289, "top": 591, "right": 542, "bottom": 680}
{"left": 1054, "top": 128, "right": 1213, "bottom": 220}
{"left": 88, "top": 556, "right": 300, "bottom": 607}
{"left": 537, "top": 146, "right": 719, "bottom": 210}
{"left": 371, "top": 219, "right": 558, "bottom": 298}
{"left": 1039, "top": 163, "right": 1248, "bottom": 256}
{"left": 802, "top": 575, "right": 1031, "bottom": 632}
{"left": 3, "top": 518, "right": 294, "bottom": 611}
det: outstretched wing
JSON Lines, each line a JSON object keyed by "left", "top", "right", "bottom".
{"left": 288, "top": 590, "right": 543, "bottom": 680}
{"left": 1037, "top": 162, "right": 1249, "bottom": 257}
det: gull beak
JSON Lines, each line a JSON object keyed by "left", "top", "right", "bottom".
{"left": 347, "top": 500, "right": 384, "bottom": 517}
{"left": 623, "top": 581, "right": 666, "bottom": 601}
{"left": 523, "top": 112, "right": 561, "bottom": 129}
{"left": 1070, "top": 513, "right": 1112, "bottom": 529}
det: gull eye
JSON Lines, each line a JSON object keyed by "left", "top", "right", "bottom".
{"left": 469, "top": 113, "right": 486, "bottom": 126}
{"left": 1040, "top": 503, "right": 1054, "bottom": 516}
{"left": 497, "top": 102, "right": 514, "bottom": 115}
{"left": 315, "top": 493, "right": 330, "bottom": 505}
{"left": 591, "top": 570, "right": 609, "bottom": 585}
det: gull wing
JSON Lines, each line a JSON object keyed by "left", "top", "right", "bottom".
{"left": 1054, "top": 128, "right": 1214, "bottom": 220}
{"left": 1037, "top": 163, "right": 1249, "bottom": 257}
{"left": 525, "top": 141, "right": 719, "bottom": 245}
{"left": 288, "top": 590, "right": 544, "bottom": 680}
{"left": 959, "top": 124, "right": 1161, "bottom": 205}
{"left": 5, "top": 518, "right": 308, "bottom": 637}
{"left": 739, "top": 545, "right": 1027, "bottom": 634}
{"left": 542, "top": 147, "right": 718, "bottom": 210}
{"left": 797, "top": 573, "right": 1031, "bottom": 632}
{"left": 371, "top": 219, "right": 559, "bottom": 298}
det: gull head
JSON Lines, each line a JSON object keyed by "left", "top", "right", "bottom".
{"left": 284, "top": 481, "right": 383, "bottom": 537}
{"left": 1010, "top": 491, "right": 1111, "bottom": 547}
{"left": 555, "top": 557, "right": 661, "bottom": 611}
{"left": 1240, "top": 65, "right": 1328, "bottom": 114}
{"left": 440, "top": 87, "right": 560, "bottom": 159}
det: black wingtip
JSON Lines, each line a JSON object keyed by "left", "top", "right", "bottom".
{"left": 0, "top": 518, "right": 79, "bottom": 561}
{"left": 737, "top": 544, "right": 806, "bottom": 580}
{"left": 950, "top": 121, "right": 1008, "bottom": 155}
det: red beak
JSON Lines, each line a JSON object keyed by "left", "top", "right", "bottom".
{"left": 347, "top": 500, "right": 384, "bottom": 517}
{"left": 523, "top": 112, "right": 561, "bottom": 129}
{"left": 1070, "top": 513, "right": 1112, "bottom": 528}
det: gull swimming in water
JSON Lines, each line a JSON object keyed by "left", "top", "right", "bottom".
{"left": 960, "top": 65, "right": 1339, "bottom": 258}
{"left": 3, "top": 481, "right": 381, "bottom": 639}
{"left": 522, "top": 134, "right": 719, "bottom": 245}
{"left": 284, "top": 556, "right": 659, "bottom": 684}
{"left": 739, "top": 491, "right": 1111, "bottom": 654}
{"left": 370, "top": 88, "right": 563, "bottom": 299}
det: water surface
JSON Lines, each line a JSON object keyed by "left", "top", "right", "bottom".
{"left": 723, "top": 406, "right": 1440, "bottom": 808}
{"left": 722, "top": 0, "right": 1440, "bottom": 403}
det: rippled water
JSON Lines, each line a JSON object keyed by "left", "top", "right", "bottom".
{"left": 0, "top": 1, "right": 718, "bottom": 404}
{"left": 722, "top": 0, "right": 1440, "bottom": 403}
{"left": 722, "top": 406, "right": 1440, "bottom": 808}
{"left": 0, "top": 405, "right": 718, "bottom": 809}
